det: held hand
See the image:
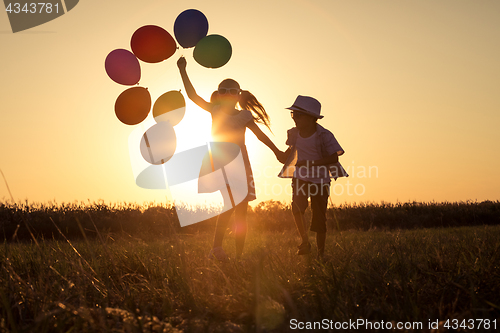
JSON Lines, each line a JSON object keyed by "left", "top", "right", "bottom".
{"left": 177, "top": 56, "right": 187, "bottom": 70}
{"left": 276, "top": 150, "right": 287, "bottom": 164}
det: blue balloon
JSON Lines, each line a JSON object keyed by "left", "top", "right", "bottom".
{"left": 174, "top": 9, "right": 209, "bottom": 48}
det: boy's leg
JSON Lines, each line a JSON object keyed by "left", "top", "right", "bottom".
{"left": 291, "top": 179, "right": 310, "bottom": 247}
{"left": 316, "top": 232, "right": 326, "bottom": 258}
{"left": 234, "top": 201, "right": 249, "bottom": 259}
{"left": 310, "top": 182, "right": 330, "bottom": 258}
{"left": 292, "top": 208, "right": 308, "bottom": 246}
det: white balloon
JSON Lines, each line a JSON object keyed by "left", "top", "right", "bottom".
{"left": 140, "top": 121, "right": 176, "bottom": 164}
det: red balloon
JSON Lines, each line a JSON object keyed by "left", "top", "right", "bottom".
{"left": 115, "top": 87, "right": 151, "bottom": 125}
{"left": 105, "top": 49, "right": 141, "bottom": 85}
{"left": 131, "top": 25, "right": 177, "bottom": 63}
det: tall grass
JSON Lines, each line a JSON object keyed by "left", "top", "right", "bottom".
{"left": 0, "top": 200, "right": 499, "bottom": 331}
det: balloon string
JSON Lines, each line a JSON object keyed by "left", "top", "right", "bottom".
{"left": 143, "top": 133, "right": 155, "bottom": 163}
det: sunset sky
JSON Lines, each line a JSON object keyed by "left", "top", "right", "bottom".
{"left": 1, "top": 0, "right": 499, "bottom": 208}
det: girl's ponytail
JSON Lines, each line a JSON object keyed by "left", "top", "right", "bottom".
{"left": 239, "top": 90, "right": 271, "bottom": 131}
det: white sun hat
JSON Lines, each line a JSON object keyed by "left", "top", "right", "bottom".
{"left": 286, "top": 95, "right": 323, "bottom": 119}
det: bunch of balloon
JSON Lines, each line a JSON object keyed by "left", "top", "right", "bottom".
{"left": 104, "top": 9, "right": 241, "bottom": 227}
{"left": 174, "top": 9, "right": 232, "bottom": 68}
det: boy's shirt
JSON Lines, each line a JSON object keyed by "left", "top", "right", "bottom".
{"left": 295, "top": 132, "right": 329, "bottom": 183}
{"left": 278, "top": 123, "right": 348, "bottom": 182}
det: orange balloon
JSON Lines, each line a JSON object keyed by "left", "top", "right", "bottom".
{"left": 131, "top": 25, "right": 177, "bottom": 63}
{"left": 115, "top": 87, "right": 151, "bottom": 125}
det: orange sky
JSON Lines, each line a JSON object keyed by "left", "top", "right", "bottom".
{"left": 1, "top": 0, "right": 499, "bottom": 207}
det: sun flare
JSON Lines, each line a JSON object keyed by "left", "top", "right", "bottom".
{"left": 174, "top": 104, "right": 213, "bottom": 153}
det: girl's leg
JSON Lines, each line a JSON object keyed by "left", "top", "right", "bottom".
{"left": 234, "top": 201, "right": 249, "bottom": 259}
{"left": 213, "top": 208, "right": 234, "bottom": 249}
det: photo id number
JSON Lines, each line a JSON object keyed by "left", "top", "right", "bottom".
{"left": 5, "top": 3, "right": 60, "bottom": 14}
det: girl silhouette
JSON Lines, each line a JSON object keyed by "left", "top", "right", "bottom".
{"left": 177, "top": 56, "right": 284, "bottom": 260}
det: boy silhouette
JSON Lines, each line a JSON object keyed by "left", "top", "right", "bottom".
{"left": 278, "top": 96, "right": 347, "bottom": 259}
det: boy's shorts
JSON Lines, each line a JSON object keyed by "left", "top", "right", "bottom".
{"left": 291, "top": 178, "right": 330, "bottom": 233}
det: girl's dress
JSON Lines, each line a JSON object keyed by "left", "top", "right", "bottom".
{"left": 198, "top": 106, "right": 256, "bottom": 202}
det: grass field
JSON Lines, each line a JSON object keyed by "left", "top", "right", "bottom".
{"left": 1, "top": 200, "right": 500, "bottom": 332}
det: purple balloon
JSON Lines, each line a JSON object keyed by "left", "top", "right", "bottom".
{"left": 105, "top": 49, "right": 141, "bottom": 85}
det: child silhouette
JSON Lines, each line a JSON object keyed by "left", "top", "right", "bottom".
{"left": 278, "top": 95, "right": 347, "bottom": 259}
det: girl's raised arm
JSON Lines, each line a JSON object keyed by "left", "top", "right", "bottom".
{"left": 177, "top": 57, "right": 212, "bottom": 112}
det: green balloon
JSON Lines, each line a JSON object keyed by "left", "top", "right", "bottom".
{"left": 193, "top": 34, "right": 232, "bottom": 68}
